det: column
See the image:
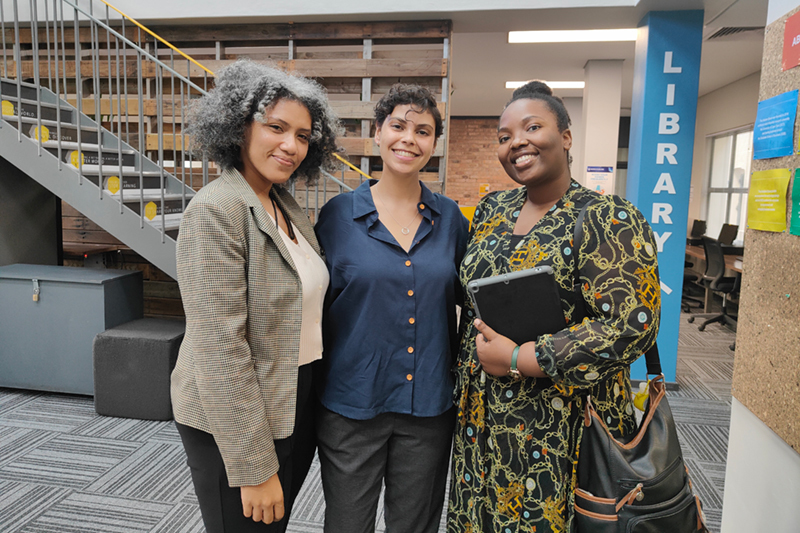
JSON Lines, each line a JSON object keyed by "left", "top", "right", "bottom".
{"left": 580, "top": 59, "right": 623, "bottom": 194}
{"left": 626, "top": 10, "right": 704, "bottom": 382}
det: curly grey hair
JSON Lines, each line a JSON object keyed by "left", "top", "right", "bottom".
{"left": 186, "top": 60, "right": 341, "bottom": 183}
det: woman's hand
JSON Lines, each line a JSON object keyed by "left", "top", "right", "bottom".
{"left": 241, "top": 473, "right": 285, "bottom": 524}
{"left": 474, "top": 319, "right": 518, "bottom": 376}
{"left": 474, "top": 319, "right": 547, "bottom": 378}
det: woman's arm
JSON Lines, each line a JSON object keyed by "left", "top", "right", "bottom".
{"left": 177, "top": 201, "right": 278, "bottom": 485}
{"left": 536, "top": 196, "right": 660, "bottom": 386}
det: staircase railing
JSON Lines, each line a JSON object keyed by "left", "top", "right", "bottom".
{"left": 1, "top": 0, "right": 355, "bottom": 274}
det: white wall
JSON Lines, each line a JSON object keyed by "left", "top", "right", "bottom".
{"left": 768, "top": 0, "right": 800, "bottom": 23}
{"left": 721, "top": 399, "right": 800, "bottom": 532}
{"left": 564, "top": 97, "right": 585, "bottom": 186}
{"left": 687, "top": 71, "right": 760, "bottom": 226}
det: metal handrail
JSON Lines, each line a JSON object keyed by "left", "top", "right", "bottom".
{"left": 61, "top": 0, "right": 208, "bottom": 95}
{"left": 96, "top": 0, "right": 214, "bottom": 76}
{"left": 1, "top": 0, "right": 358, "bottom": 253}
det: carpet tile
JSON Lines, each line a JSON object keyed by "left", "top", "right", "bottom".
{"left": 85, "top": 442, "right": 194, "bottom": 503}
{"left": 19, "top": 492, "right": 174, "bottom": 533}
{"left": 0, "top": 311, "right": 736, "bottom": 532}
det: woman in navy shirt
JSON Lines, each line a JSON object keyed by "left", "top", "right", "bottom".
{"left": 315, "top": 84, "right": 468, "bottom": 533}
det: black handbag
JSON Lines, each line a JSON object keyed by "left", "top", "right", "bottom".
{"left": 571, "top": 199, "right": 708, "bottom": 533}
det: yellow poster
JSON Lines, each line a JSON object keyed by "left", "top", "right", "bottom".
{"left": 747, "top": 169, "right": 791, "bottom": 232}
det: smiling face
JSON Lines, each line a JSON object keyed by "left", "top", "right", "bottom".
{"left": 497, "top": 98, "right": 572, "bottom": 190}
{"left": 374, "top": 104, "right": 437, "bottom": 180}
{"left": 239, "top": 98, "right": 312, "bottom": 193}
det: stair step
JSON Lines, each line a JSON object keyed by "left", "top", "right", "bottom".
{"left": 32, "top": 139, "right": 136, "bottom": 155}
{"left": 7, "top": 114, "right": 99, "bottom": 132}
{"left": 1, "top": 79, "right": 40, "bottom": 101}
{"left": 9, "top": 116, "right": 104, "bottom": 145}
{"left": 104, "top": 189, "right": 193, "bottom": 202}
{"left": 2, "top": 98, "right": 73, "bottom": 123}
{"left": 145, "top": 213, "right": 183, "bottom": 231}
{"left": 78, "top": 165, "right": 164, "bottom": 178}
{"left": 103, "top": 189, "right": 194, "bottom": 215}
{"left": 78, "top": 173, "right": 166, "bottom": 193}
{"left": 45, "top": 147, "right": 137, "bottom": 168}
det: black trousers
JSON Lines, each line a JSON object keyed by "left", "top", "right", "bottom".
{"left": 176, "top": 362, "right": 317, "bottom": 533}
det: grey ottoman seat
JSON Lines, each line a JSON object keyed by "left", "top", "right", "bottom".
{"left": 93, "top": 318, "right": 185, "bottom": 420}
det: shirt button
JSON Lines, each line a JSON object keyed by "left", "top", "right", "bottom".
{"left": 318, "top": 285, "right": 323, "bottom": 290}
{"left": 431, "top": 220, "right": 435, "bottom": 226}
{"left": 407, "top": 346, "right": 414, "bottom": 353}
{"left": 419, "top": 203, "right": 425, "bottom": 210}
{"left": 407, "top": 290, "right": 414, "bottom": 296}
{"left": 306, "top": 254, "right": 310, "bottom": 260}
{"left": 408, "top": 317, "right": 415, "bottom": 324}
{"left": 405, "top": 260, "right": 411, "bottom": 267}
{"left": 406, "top": 374, "right": 413, "bottom": 381}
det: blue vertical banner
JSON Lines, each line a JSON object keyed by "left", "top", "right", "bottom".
{"left": 626, "top": 11, "right": 704, "bottom": 383}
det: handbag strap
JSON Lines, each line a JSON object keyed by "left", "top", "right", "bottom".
{"left": 572, "top": 198, "right": 662, "bottom": 376}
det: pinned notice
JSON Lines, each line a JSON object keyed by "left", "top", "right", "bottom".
{"left": 586, "top": 166, "right": 614, "bottom": 195}
{"left": 753, "top": 90, "right": 798, "bottom": 159}
{"left": 747, "top": 169, "right": 791, "bottom": 232}
{"left": 791, "top": 170, "right": 800, "bottom": 236}
{"left": 783, "top": 10, "right": 800, "bottom": 71}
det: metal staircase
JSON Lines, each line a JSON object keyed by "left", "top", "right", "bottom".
{"left": 1, "top": 0, "right": 353, "bottom": 280}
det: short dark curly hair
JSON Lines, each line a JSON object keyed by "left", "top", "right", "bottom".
{"left": 374, "top": 84, "right": 443, "bottom": 139}
{"left": 185, "top": 60, "right": 341, "bottom": 184}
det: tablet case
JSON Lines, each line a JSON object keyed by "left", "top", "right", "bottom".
{"left": 467, "top": 266, "right": 567, "bottom": 345}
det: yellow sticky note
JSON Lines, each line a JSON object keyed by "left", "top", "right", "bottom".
{"left": 747, "top": 169, "right": 791, "bottom": 232}
{"left": 69, "top": 151, "right": 84, "bottom": 168}
{"left": 106, "top": 176, "right": 120, "bottom": 194}
{"left": 32, "top": 125, "right": 50, "bottom": 143}
{"left": 144, "top": 202, "right": 158, "bottom": 221}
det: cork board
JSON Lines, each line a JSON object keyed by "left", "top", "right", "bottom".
{"left": 732, "top": 6, "right": 800, "bottom": 453}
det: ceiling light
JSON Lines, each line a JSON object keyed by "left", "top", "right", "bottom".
{"left": 505, "top": 81, "right": 585, "bottom": 90}
{"left": 509, "top": 29, "right": 638, "bottom": 43}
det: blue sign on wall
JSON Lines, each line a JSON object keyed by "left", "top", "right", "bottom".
{"left": 626, "top": 11, "right": 704, "bottom": 383}
{"left": 753, "top": 89, "right": 798, "bottom": 159}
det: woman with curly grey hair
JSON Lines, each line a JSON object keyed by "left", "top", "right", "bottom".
{"left": 171, "top": 60, "right": 340, "bottom": 533}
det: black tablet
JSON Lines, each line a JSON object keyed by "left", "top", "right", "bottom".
{"left": 467, "top": 266, "right": 567, "bottom": 345}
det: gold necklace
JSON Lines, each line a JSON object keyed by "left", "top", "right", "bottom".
{"left": 374, "top": 186, "right": 420, "bottom": 235}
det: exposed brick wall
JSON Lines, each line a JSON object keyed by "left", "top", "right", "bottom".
{"left": 444, "top": 117, "right": 518, "bottom": 207}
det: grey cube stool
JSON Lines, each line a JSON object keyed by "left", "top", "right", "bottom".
{"left": 93, "top": 318, "right": 185, "bottom": 420}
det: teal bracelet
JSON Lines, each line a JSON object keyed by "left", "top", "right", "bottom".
{"left": 510, "top": 345, "right": 521, "bottom": 372}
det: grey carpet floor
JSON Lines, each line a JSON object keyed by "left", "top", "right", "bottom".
{"left": 0, "top": 313, "right": 735, "bottom": 532}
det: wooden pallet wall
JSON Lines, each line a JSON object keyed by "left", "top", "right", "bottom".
{"left": 12, "top": 19, "right": 452, "bottom": 318}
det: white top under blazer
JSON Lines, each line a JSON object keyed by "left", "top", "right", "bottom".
{"left": 270, "top": 214, "right": 329, "bottom": 367}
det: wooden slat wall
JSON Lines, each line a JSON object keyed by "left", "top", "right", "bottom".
{"left": 12, "top": 19, "right": 452, "bottom": 318}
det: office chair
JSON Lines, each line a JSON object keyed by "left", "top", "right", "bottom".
{"left": 682, "top": 260, "right": 704, "bottom": 312}
{"left": 688, "top": 237, "right": 739, "bottom": 337}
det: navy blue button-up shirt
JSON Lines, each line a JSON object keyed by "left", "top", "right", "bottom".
{"left": 315, "top": 180, "right": 469, "bottom": 420}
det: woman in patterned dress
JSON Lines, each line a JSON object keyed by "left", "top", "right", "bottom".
{"left": 447, "top": 81, "right": 661, "bottom": 533}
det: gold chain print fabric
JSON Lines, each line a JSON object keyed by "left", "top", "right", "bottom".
{"left": 447, "top": 181, "right": 660, "bottom": 533}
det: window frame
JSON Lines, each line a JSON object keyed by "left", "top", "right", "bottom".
{"left": 702, "top": 125, "right": 753, "bottom": 244}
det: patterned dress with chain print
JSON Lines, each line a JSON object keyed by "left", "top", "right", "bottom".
{"left": 447, "top": 181, "right": 661, "bottom": 533}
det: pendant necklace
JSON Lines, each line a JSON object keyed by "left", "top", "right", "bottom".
{"left": 270, "top": 195, "right": 296, "bottom": 241}
{"left": 375, "top": 185, "right": 420, "bottom": 235}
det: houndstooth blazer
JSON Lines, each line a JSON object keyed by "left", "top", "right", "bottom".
{"left": 171, "top": 167, "right": 322, "bottom": 487}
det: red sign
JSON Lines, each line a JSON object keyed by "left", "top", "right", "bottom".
{"left": 783, "top": 10, "right": 800, "bottom": 71}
